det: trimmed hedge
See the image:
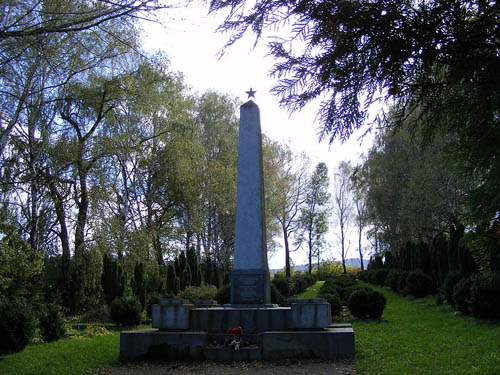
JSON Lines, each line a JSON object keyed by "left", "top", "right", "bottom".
{"left": 443, "top": 271, "right": 462, "bottom": 306}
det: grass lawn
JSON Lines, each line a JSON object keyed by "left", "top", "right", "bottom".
{"left": 301, "top": 280, "right": 500, "bottom": 375}
{"left": 0, "top": 325, "right": 151, "bottom": 375}
{"left": 296, "top": 280, "right": 325, "bottom": 298}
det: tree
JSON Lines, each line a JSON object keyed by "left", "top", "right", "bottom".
{"left": 209, "top": 0, "right": 500, "bottom": 223}
{"left": 333, "top": 161, "right": 353, "bottom": 274}
{"left": 297, "top": 162, "right": 330, "bottom": 274}
{"left": 351, "top": 163, "right": 369, "bottom": 270}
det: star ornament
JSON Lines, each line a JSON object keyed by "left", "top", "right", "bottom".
{"left": 245, "top": 88, "right": 256, "bottom": 99}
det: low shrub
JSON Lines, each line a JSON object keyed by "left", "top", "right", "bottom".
{"left": 373, "top": 269, "right": 390, "bottom": 286}
{"left": 0, "top": 298, "right": 36, "bottom": 355}
{"left": 177, "top": 285, "right": 217, "bottom": 301}
{"left": 344, "top": 285, "right": 373, "bottom": 304}
{"left": 39, "top": 303, "right": 66, "bottom": 342}
{"left": 146, "top": 294, "right": 161, "bottom": 319}
{"left": 320, "top": 292, "right": 343, "bottom": 317}
{"left": 442, "top": 271, "right": 462, "bottom": 306}
{"left": 406, "top": 269, "right": 434, "bottom": 298}
{"left": 453, "top": 277, "right": 473, "bottom": 314}
{"left": 214, "top": 284, "right": 230, "bottom": 304}
{"left": 398, "top": 271, "right": 409, "bottom": 295}
{"left": 348, "top": 288, "right": 386, "bottom": 319}
{"left": 82, "top": 305, "right": 110, "bottom": 323}
{"left": 386, "top": 269, "right": 404, "bottom": 292}
{"left": 270, "top": 283, "right": 285, "bottom": 305}
{"left": 470, "top": 273, "right": 500, "bottom": 320}
{"left": 357, "top": 270, "right": 370, "bottom": 283}
{"left": 110, "top": 296, "right": 142, "bottom": 326}
{"left": 272, "top": 273, "right": 293, "bottom": 297}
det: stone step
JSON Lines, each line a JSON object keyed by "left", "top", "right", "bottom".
{"left": 207, "top": 333, "right": 262, "bottom": 346}
{"left": 204, "top": 346, "right": 262, "bottom": 362}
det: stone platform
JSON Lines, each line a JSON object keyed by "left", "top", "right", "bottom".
{"left": 120, "top": 325, "right": 355, "bottom": 361}
{"left": 121, "top": 299, "right": 355, "bottom": 361}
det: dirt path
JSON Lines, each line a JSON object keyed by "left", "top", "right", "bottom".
{"left": 97, "top": 359, "right": 356, "bottom": 375}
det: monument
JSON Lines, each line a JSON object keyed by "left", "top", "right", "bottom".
{"left": 119, "top": 91, "right": 355, "bottom": 361}
{"left": 231, "top": 97, "right": 271, "bottom": 305}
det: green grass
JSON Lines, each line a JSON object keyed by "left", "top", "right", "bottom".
{"left": 301, "top": 281, "right": 500, "bottom": 375}
{"left": 0, "top": 325, "right": 150, "bottom": 375}
{"left": 296, "top": 280, "right": 324, "bottom": 298}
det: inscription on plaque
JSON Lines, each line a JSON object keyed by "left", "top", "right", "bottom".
{"left": 233, "top": 274, "right": 263, "bottom": 304}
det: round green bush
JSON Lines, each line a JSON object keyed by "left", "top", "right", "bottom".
{"left": 272, "top": 273, "right": 292, "bottom": 297}
{"left": 110, "top": 296, "right": 142, "bottom": 326}
{"left": 82, "top": 305, "right": 110, "bottom": 323}
{"left": 470, "top": 273, "right": 500, "bottom": 320}
{"left": 146, "top": 294, "right": 161, "bottom": 320}
{"left": 344, "top": 285, "right": 373, "bottom": 304}
{"left": 398, "top": 271, "right": 409, "bottom": 295}
{"left": 319, "top": 292, "right": 343, "bottom": 317}
{"left": 0, "top": 298, "right": 36, "bottom": 355}
{"left": 347, "top": 289, "right": 386, "bottom": 319}
{"left": 373, "top": 269, "right": 389, "bottom": 286}
{"left": 270, "top": 283, "right": 285, "bottom": 305}
{"left": 39, "top": 303, "right": 66, "bottom": 342}
{"left": 453, "top": 277, "right": 473, "bottom": 314}
{"left": 214, "top": 284, "right": 230, "bottom": 304}
{"left": 177, "top": 285, "right": 217, "bottom": 301}
{"left": 386, "top": 269, "right": 404, "bottom": 292}
{"left": 406, "top": 269, "right": 434, "bottom": 298}
{"left": 443, "top": 271, "right": 462, "bottom": 306}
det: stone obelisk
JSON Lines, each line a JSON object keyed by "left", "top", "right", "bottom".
{"left": 231, "top": 94, "right": 271, "bottom": 305}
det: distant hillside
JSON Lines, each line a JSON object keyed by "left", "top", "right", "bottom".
{"left": 270, "top": 258, "right": 368, "bottom": 274}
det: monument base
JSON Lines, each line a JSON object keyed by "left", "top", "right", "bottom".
{"left": 231, "top": 269, "right": 271, "bottom": 305}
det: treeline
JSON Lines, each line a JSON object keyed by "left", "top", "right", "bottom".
{"left": 355, "top": 112, "right": 500, "bottom": 320}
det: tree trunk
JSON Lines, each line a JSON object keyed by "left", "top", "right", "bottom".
{"left": 283, "top": 227, "right": 291, "bottom": 277}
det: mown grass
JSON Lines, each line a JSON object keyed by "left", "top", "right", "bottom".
{"left": 0, "top": 325, "right": 150, "bottom": 375}
{"left": 301, "top": 280, "right": 500, "bottom": 375}
{"left": 296, "top": 280, "right": 324, "bottom": 298}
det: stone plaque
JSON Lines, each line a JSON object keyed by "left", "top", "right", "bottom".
{"left": 231, "top": 270, "right": 269, "bottom": 305}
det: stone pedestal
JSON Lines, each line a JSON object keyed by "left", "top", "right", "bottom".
{"left": 290, "top": 298, "right": 332, "bottom": 329}
{"left": 152, "top": 299, "right": 195, "bottom": 330}
{"left": 231, "top": 269, "right": 271, "bottom": 305}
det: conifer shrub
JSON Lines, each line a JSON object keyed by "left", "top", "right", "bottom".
{"left": 146, "top": 294, "right": 161, "bottom": 319}
{"left": 398, "top": 271, "right": 409, "bottom": 295}
{"left": 357, "top": 270, "right": 370, "bottom": 282}
{"left": 39, "top": 303, "right": 66, "bottom": 342}
{"left": 214, "top": 284, "right": 231, "bottom": 304}
{"left": 272, "top": 273, "right": 292, "bottom": 297}
{"left": 443, "top": 270, "right": 462, "bottom": 306}
{"left": 406, "top": 269, "right": 434, "bottom": 297}
{"left": 347, "top": 288, "right": 386, "bottom": 319}
{"left": 82, "top": 305, "right": 110, "bottom": 323}
{"left": 386, "top": 269, "right": 404, "bottom": 292}
{"left": 470, "top": 273, "right": 500, "bottom": 320}
{"left": 453, "top": 277, "right": 473, "bottom": 314}
{"left": 270, "top": 283, "right": 285, "bottom": 305}
{"left": 177, "top": 285, "right": 217, "bottom": 301}
{"left": 373, "top": 269, "right": 389, "bottom": 286}
{"left": 320, "top": 292, "right": 343, "bottom": 317}
{"left": 344, "top": 285, "right": 373, "bottom": 304}
{"left": 0, "top": 298, "right": 36, "bottom": 355}
{"left": 110, "top": 296, "right": 142, "bottom": 326}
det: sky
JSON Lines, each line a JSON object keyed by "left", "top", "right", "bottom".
{"left": 141, "top": 2, "right": 376, "bottom": 269}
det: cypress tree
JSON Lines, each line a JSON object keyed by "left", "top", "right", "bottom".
{"left": 166, "top": 263, "right": 176, "bottom": 295}
{"left": 132, "top": 262, "right": 146, "bottom": 308}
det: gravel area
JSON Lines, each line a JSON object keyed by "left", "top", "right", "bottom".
{"left": 96, "top": 359, "right": 356, "bottom": 375}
